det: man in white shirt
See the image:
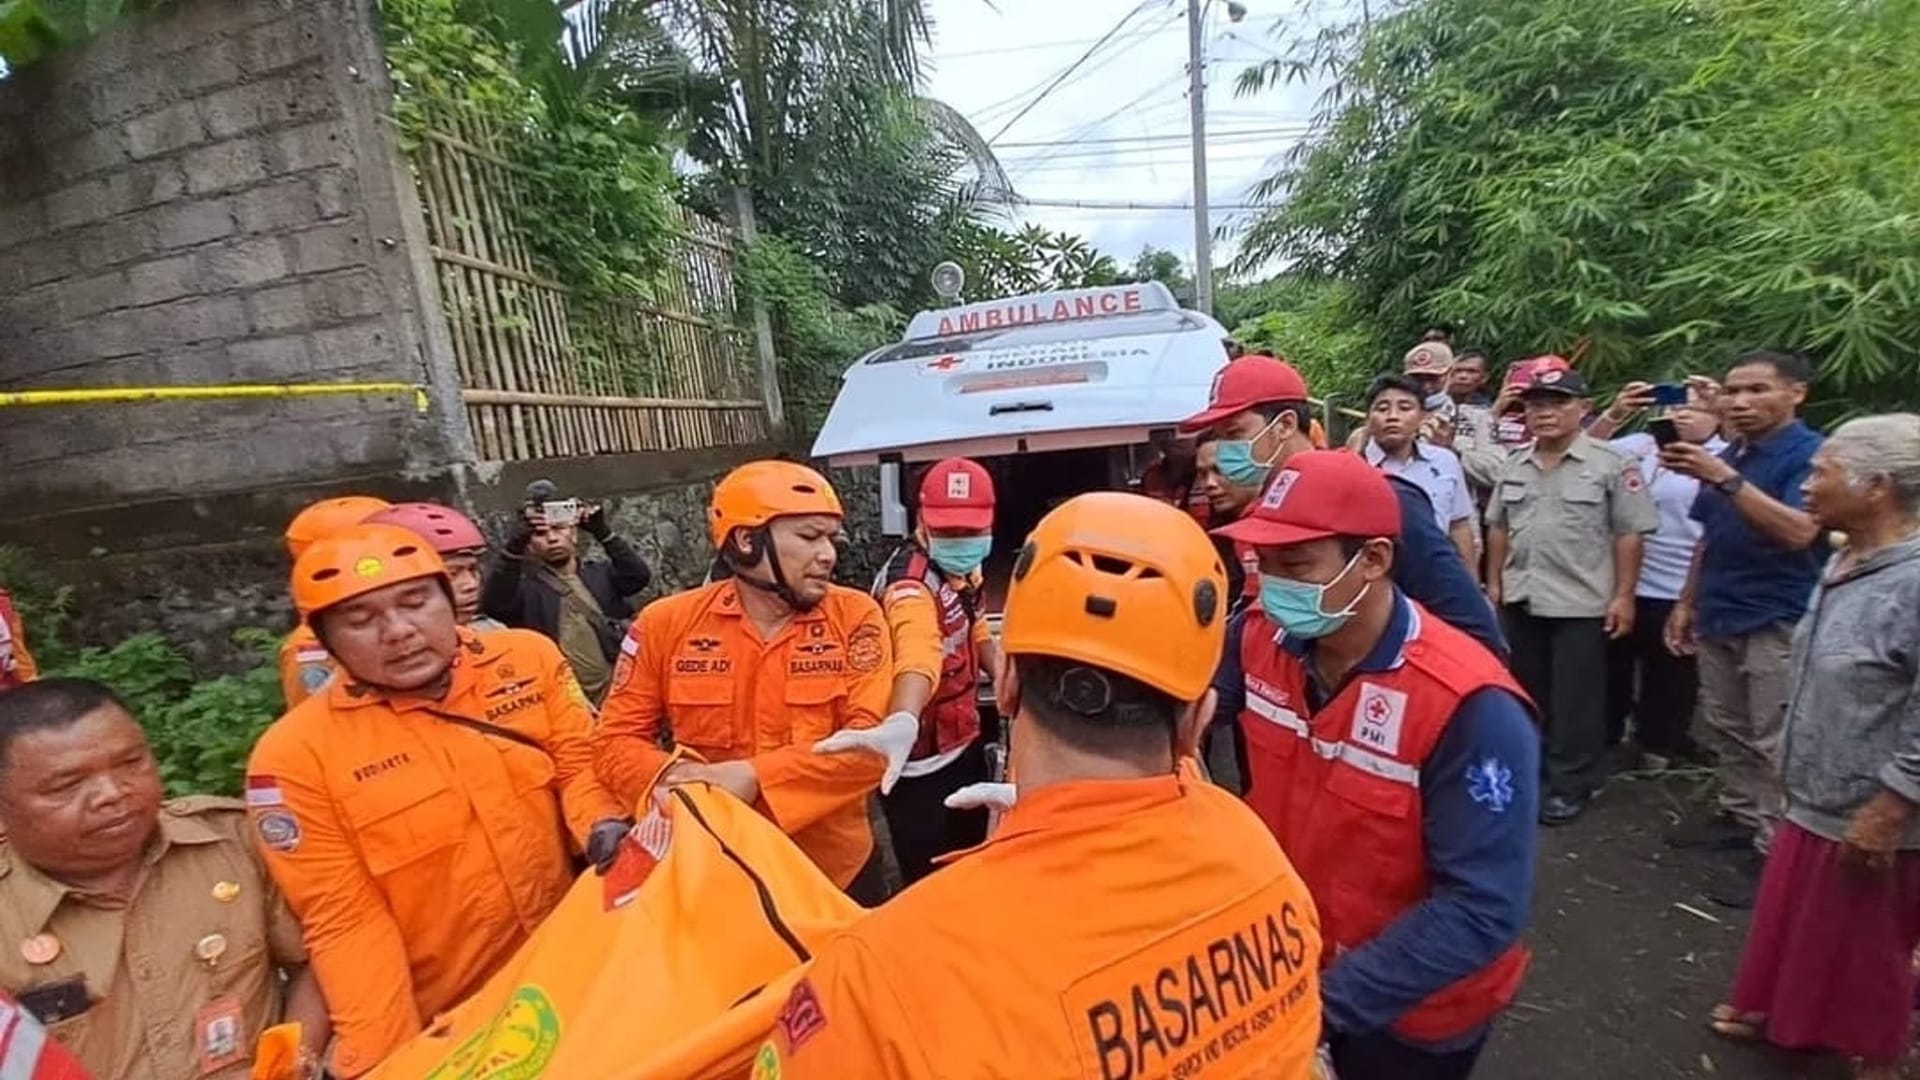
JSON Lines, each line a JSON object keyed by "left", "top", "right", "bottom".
{"left": 1589, "top": 381, "right": 1728, "bottom": 764}
{"left": 1362, "top": 373, "right": 1480, "bottom": 579}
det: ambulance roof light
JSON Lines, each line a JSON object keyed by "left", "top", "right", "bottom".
{"left": 931, "top": 261, "right": 965, "bottom": 302}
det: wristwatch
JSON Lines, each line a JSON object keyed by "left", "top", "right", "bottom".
{"left": 1714, "top": 474, "right": 1747, "bottom": 496}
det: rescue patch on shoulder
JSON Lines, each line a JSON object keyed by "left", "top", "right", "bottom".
{"left": 845, "top": 624, "right": 884, "bottom": 674}
{"left": 610, "top": 629, "right": 643, "bottom": 696}
{"left": 775, "top": 980, "right": 827, "bottom": 1053}
{"left": 299, "top": 663, "right": 333, "bottom": 695}
{"left": 244, "top": 775, "right": 284, "bottom": 808}
{"left": 1621, "top": 460, "right": 1645, "bottom": 493}
{"left": 255, "top": 811, "right": 301, "bottom": 853}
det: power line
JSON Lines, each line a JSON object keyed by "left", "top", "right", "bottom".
{"left": 937, "top": 22, "right": 1186, "bottom": 60}
{"left": 995, "top": 124, "right": 1308, "bottom": 148}
{"left": 1013, "top": 196, "right": 1270, "bottom": 211}
{"left": 1001, "top": 75, "right": 1188, "bottom": 178}
{"left": 966, "top": 13, "right": 1184, "bottom": 124}
{"left": 987, "top": 1, "right": 1161, "bottom": 144}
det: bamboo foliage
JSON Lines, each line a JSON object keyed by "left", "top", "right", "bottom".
{"left": 410, "top": 107, "right": 767, "bottom": 462}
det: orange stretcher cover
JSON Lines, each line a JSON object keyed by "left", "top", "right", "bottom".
{"left": 254, "top": 782, "right": 861, "bottom": 1080}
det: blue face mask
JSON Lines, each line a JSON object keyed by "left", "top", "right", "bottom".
{"left": 1258, "top": 551, "right": 1370, "bottom": 639}
{"left": 1215, "top": 415, "right": 1284, "bottom": 488}
{"left": 927, "top": 535, "right": 993, "bottom": 577}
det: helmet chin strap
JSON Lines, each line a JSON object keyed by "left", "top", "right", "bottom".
{"left": 731, "top": 529, "right": 820, "bottom": 612}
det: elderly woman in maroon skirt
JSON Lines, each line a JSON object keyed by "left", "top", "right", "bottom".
{"left": 1711, "top": 413, "right": 1920, "bottom": 1079}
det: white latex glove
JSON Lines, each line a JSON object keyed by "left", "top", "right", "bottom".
{"left": 813, "top": 710, "right": 920, "bottom": 794}
{"left": 943, "top": 782, "right": 1017, "bottom": 814}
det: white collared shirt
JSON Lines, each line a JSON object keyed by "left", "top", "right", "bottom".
{"left": 1364, "top": 438, "right": 1474, "bottom": 532}
{"left": 1606, "top": 432, "right": 1730, "bottom": 600}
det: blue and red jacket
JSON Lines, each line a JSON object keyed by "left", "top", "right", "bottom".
{"left": 1236, "top": 590, "right": 1538, "bottom": 1045}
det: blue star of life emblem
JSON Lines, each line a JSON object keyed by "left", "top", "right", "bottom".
{"left": 1467, "top": 757, "right": 1514, "bottom": 813}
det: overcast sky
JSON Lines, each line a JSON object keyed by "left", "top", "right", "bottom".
{"left": 922, "top": 0, "right": 1353, "bottom": 280}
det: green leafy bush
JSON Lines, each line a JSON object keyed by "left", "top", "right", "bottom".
{"left": 1234, "top": 0, "right": 1920, "bottom": 407}
{"left": 0, "top": 549, "right": 284, "bottom": 800}
{"left": 45, "top": 630, "right": 283, "bottom": 798}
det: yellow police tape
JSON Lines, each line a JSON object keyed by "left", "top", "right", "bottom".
{"left": 0, "top": 383, "right": 432, "bottom": 413}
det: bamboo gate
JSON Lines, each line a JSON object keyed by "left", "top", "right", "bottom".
{"left": 407, "top": 115, "right": 771, "bottom": 464}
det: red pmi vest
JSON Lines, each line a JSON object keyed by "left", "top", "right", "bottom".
{"left": 0, "top": 997, "right": 92, "bottom": 1079}
{"left": 1237, "top": 600, "right": 1531, "bottom": 1042}
{"left": 875, "top": 547, "right": 982, "bottom": 760}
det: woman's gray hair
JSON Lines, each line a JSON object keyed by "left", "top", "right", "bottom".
{"left": 1826, "top": 413, "right": 1920, "bottom": 512}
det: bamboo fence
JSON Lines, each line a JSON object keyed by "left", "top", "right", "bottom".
{"left": 409, "top": 113, "right": 768, "bottom": 463}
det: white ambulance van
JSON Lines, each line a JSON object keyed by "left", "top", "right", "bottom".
{"left": 811, "top": 281, "right": 1234, "bottom": 622}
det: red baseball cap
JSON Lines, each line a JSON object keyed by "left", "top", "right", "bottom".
{"left": 1503, "top": 354, "right": 1571, "bottom": 389}
{"left": 1178, "top": 355, "right": 1312, "bottom": 434}
{"left": 919, "top": 458, "right": 995, "bottom": 531}
{"left": 1212, "top": 450, "right": 1402, "bottom": 547}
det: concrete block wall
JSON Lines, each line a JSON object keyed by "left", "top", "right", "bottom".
{"left": 0, "top": 0, "right": 469, "bottom": 553}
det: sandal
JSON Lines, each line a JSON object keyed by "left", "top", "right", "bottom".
{"left": 1708, "top": 1004, "right": 1765, "bottom": 1041}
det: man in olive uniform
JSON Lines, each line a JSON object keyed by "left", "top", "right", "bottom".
{"left": 1487, "top": 370, "right": 1658, "bottom": 827}
{"left": 0, "top": 679, "right": 328, "bottom": 1079}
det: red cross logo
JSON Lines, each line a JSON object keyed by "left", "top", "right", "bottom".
{"left": 1366, "top": 696, "right": 1390, "bottom": 723}
{"left": 927, "top": 355, "right": 964, "bottom": 371}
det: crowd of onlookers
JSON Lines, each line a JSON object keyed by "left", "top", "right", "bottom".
{"left": 1, "top": 328, "right": 1916, "bottom": 1077}
{"left": 1328, "top": 334, "right": 1920, "bottom": 1079}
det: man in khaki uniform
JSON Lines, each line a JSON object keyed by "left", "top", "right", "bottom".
{"left": 1487, "top": 369, "right": 1657, "bottom": 827}
{"left": 0, "top": 678, "right": 327, "bottom": 1079}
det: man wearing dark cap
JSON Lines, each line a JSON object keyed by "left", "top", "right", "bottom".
{"left": 1215, "top": 450, "right": 1538, "bottom": 1080}
{"left": 1487, "top": 368, "right": 1657, "bottom": 825}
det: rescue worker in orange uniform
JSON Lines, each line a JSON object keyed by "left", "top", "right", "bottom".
{"left": 755, "top": 492, "right": 1326, "bottom": 1079}
{"left": 0, "top": 587, "right": 37, "bottom": 692}
{"left": 246, "top": 524, "right": 631, "bottom": 1077}
{"left": 594, "top": 461, "right": 897, "bottom": 903}
{"left": 1214, "top": 451, "right": 1539, "bottom": 1080}
{"left": 275, "top": 496, "right": 389, "bottom": 707}
{"left": 866, "top": 458, "right": 1000, "bottom": 885}
{"left": 365, "top": 502, "right": 508, "bottom": 632}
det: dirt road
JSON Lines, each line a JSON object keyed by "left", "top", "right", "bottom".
{"left": 1480, "top": 772, "right": 1847, "bottom": 1079}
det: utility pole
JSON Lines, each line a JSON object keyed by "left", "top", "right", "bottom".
{"left": 1186, "top": 0, "right": 1213, "bottom": 316}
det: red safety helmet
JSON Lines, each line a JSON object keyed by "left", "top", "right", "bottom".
{"left": 366, "top": 502, "right": 488, "bottom": 556}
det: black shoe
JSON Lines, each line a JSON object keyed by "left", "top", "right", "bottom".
{"left": 1665, "top": 812, "right": 1752, "bottom": 852}
{"left": 1706, "top": 851, "right": 1765, "bottom": 910}
{"left": 1540, "top": 794, "right": 1587, "bottom": 826}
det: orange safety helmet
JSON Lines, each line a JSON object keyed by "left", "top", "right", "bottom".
{"left": 284, "top": 496, "right": 391, "bottom": 561}
{"left": 707, "top": 460, "right": 843, "bottom": 549}
{"left": 291, "top": 522, "right": 450, "bottom": 620}
{"left": 1001, "top": 492, "right": 1227, "bottom": 702}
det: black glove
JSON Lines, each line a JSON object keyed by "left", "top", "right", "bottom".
{"left": 504, "top": 508, "right": 535, "bottom": 555}
{"left": 586, "top": 816, "right": 633, "bottom": 875}
{"left": 579, "top": 502, "right": 612, "bottom": 542}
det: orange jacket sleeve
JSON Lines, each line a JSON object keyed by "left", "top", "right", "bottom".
{"left": 757, "top": 939, "right": 938, "bottom": 1077}
{"left": 878, "top": 578, "right": 942, "bottom": 685}
{"left": 753, "top": 594, "right": 892, "bottom": 834}
{"left": 276, "top": 635, "right": 308, "bottom": 708}
{"left": 246, "top": 731, "right": 421, "bottom": 1076}
{"left": 5, "top": 601, "right": 34, "bottom": 683}
{"left": 593, "top": 603, "right": 677, "bottom": 811}
{"left": 535, "top": 642, "right": 629, "bottom": 840}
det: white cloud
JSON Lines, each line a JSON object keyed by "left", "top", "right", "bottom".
{"left": 923, "top": 0, "right": 1345, "bottom": 280}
